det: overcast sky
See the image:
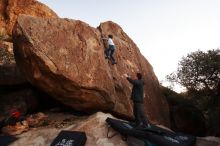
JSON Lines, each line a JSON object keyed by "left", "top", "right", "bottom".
{"left": 38, "top": 0, "right": 220, "bottom": 92}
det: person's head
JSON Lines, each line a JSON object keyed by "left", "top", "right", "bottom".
{"left": 136, "top": 73, "right": 142, "bottom": 79}
{"left": 108, "top": 34, "right": 113, "bottom": 39}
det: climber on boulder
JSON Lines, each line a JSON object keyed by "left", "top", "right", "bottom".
{"left": 102, "top": 34, "right": 117, "bottom": 65}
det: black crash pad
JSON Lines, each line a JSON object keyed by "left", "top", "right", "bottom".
{"left": 106, "top": 117, "right": 196, "bottom": 146}
{"left": 50, "top": 130, "right": 87, "bottom": 146}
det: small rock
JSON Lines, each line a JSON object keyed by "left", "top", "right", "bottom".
{"left": 1, "top": 121, "right": 29, "bottom": 135}
{"left": 26, "top": 112, "right": 48, "bottom": 127}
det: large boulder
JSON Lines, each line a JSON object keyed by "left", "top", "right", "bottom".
{"left": 0, "top": 0, "right": 57, "bottom": 86}
{"left": 13, "top": 15, "right": 170, "bottom": 126}
{"left": 0, "top": 0, "right": 58, "bottom": 37}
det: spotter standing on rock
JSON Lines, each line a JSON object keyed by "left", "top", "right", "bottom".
{"left": 124, "top": 73, "right": 150, "bottom": 128}
{"left": 102, "top": 34, "right": 117, "bottom": 65}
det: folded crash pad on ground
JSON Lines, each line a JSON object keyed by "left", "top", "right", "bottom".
{"left": 106, "top": 117, "right": 196, "bottom": 146}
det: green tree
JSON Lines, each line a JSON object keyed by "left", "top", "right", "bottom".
{"left": 166, "top": 49, "right": 220, "bottom": 136}
{"left": 167, "top": 49, "right": 220, "bottom": 95}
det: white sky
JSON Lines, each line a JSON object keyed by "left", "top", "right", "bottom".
{"left": 38, "top": 0, "right": 220, "bottom": 92}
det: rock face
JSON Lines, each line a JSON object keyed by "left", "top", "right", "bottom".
{"left": 0, "top": 0, "right": 58, "bottom": 37}
{"left": 13, "top": 15, "right": 170, "bottom": 126}
{"left": 98, "top": 22, "right": 170, "bottom": 126}
{"left": 0, "top": 0, "right": 57, "bottom": 85}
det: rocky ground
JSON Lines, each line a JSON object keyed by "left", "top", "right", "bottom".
{"left": 0, "top": 108, "right": 88, "bottom": 135}
{"left": 0, "top": 112, "right": 128, "bottom": 146}
{"left": 0, "top": 111, "right": 220, "bottom": 146}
